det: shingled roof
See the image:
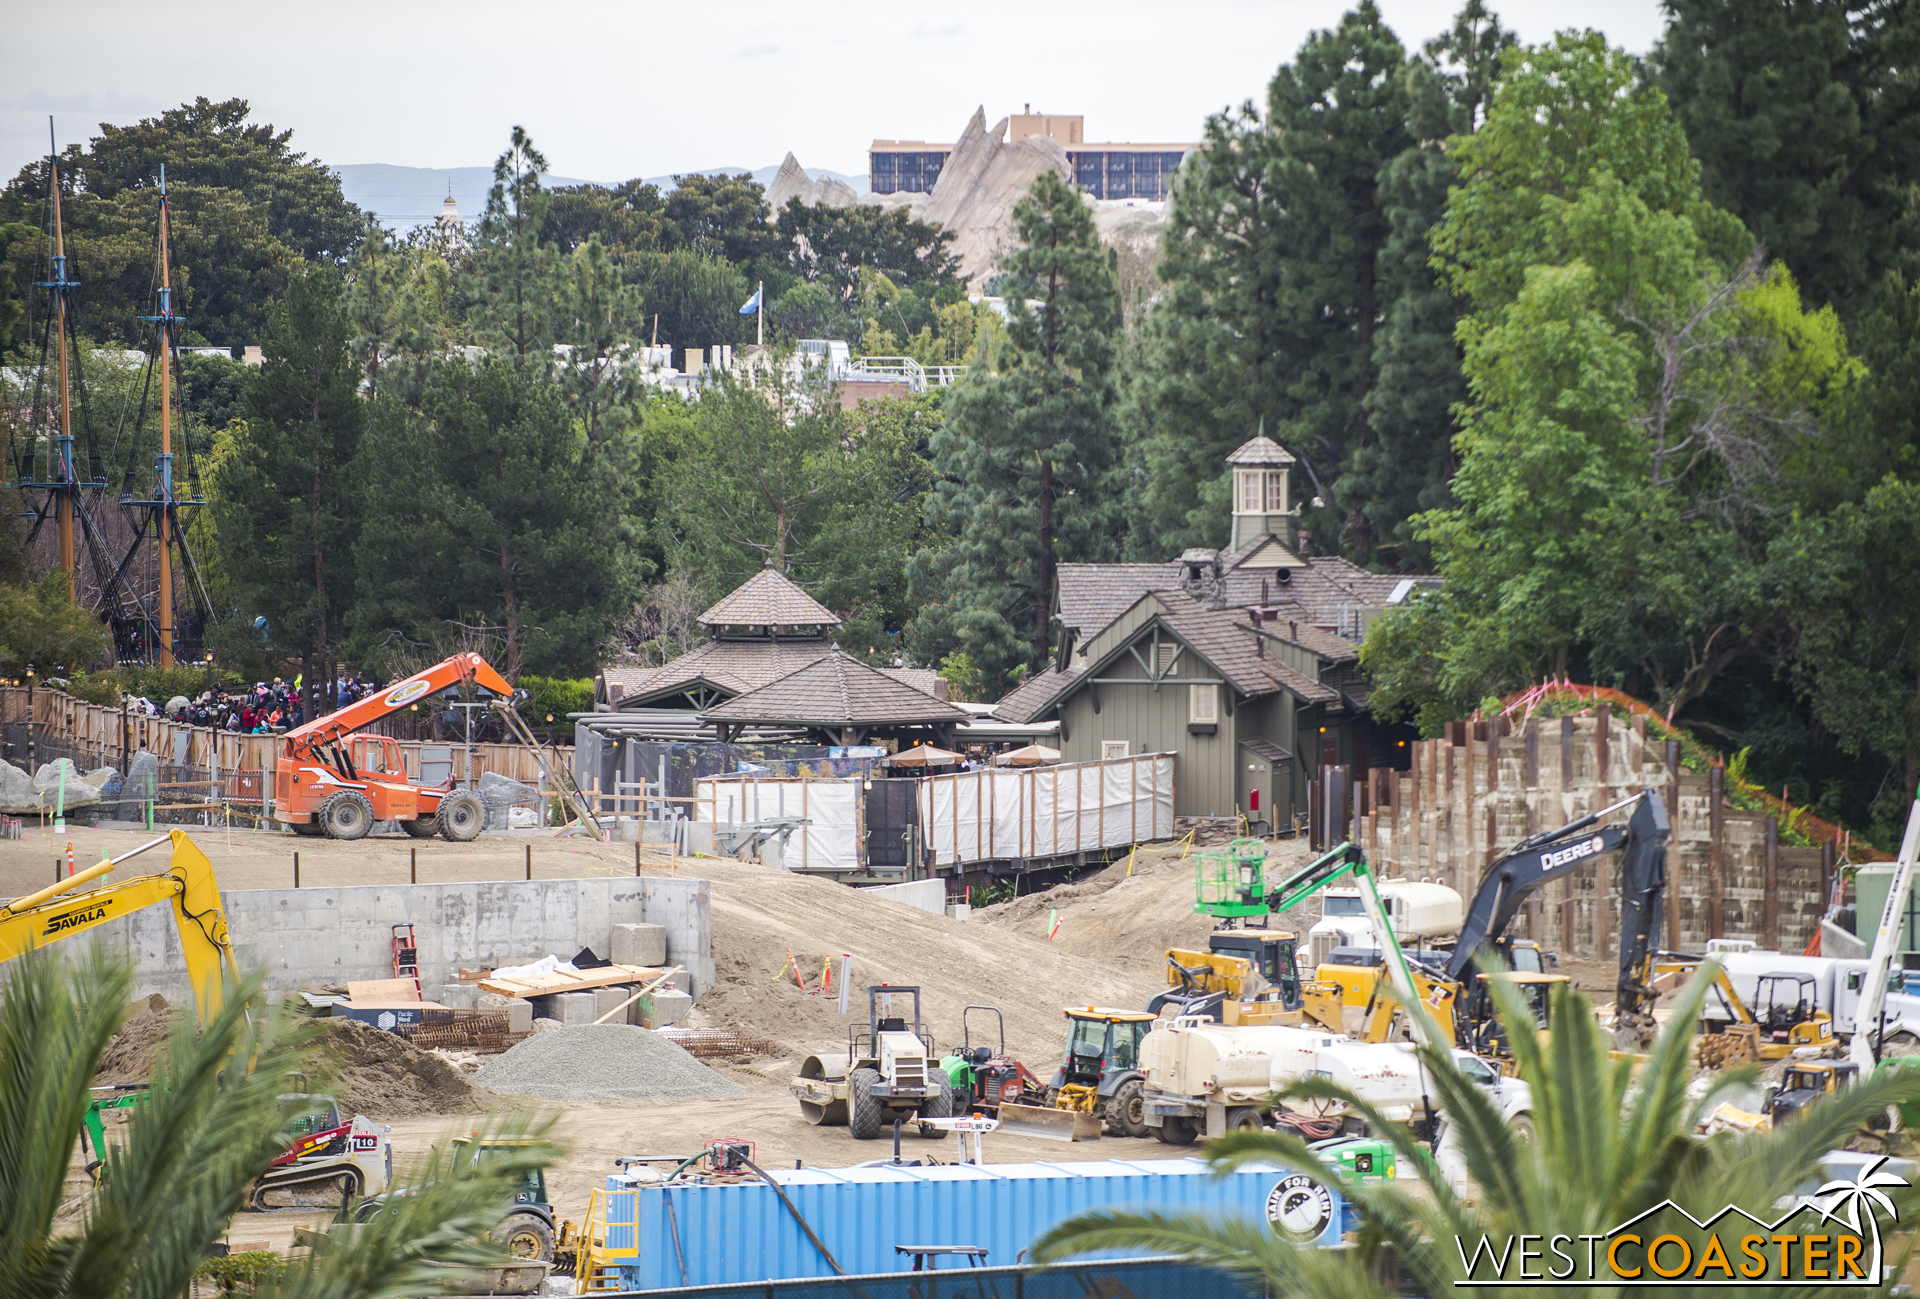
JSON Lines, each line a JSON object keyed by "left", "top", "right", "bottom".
{"left": 1224, "top": 435, "right": 1296, "bottom": 466}
{"left": 604, "top": 642, "right": 943, "bottom": 705}
{"left": 700, "top": 649, "right": 969, "bottom": 726}
{"left": 697, "top": 567, "right": 841, "bottom": 629}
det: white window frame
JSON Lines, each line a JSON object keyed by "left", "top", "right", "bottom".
{"left": 1189, "top": 684, "right": 1218, "bottom": 724}
{"left": 1156, "top": 642, "right": 1181, "bottom": 674}
{"left": 1101, "top": 740, "right": 1131, "bottom": 760}
{"left": 1263, "top": 469, "right": 1289, "bottom": 514}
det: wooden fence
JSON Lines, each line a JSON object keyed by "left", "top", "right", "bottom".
{"left": 0, "top": 687, "right": 567, "bottom": 789}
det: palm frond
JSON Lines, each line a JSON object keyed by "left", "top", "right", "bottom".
{"left": 1028, "top": 1207, "right": 1387, "bottom": 1299}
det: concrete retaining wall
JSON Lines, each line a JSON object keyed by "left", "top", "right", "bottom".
{"left": 856, "top": 879, "right": 947, "bottom": 917}
{"left": 58, "top": 876, "right": 715, "bottom": 1005}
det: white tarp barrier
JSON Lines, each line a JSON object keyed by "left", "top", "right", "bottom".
{"left": 697, "top": 753, "right": 1174, "bottom": 873}
{"left": 916, "top": 753, "right": 1175, "bottom": 868}
{"left": 694, "top": 777, "right": 861, "bottom": 872}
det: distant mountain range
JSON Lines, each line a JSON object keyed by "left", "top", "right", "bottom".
{"left": 333, "top": 162, "right": 869, "bottom": 231}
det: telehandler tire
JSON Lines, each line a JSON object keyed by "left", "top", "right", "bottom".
{"left": 318, "top": 790, "right": 374, "bottom": 841}
{"left": 436, "top": 790, "right": 484, "bottom": 842}
{"left": 849, "top": 1067, "right": 883, "bottom": 1140}
{"left": 400, "top": 817, "right": 437, "bottom": 838}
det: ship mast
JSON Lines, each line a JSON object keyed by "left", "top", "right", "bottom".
{"left": 155, "top": 166, "right": 177, "bottom": 667}
{"left": 36, "top": 119, "right": 80, "bottom": 603}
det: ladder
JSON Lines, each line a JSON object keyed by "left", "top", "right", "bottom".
{"left": 390, "top": 924, "right": 421, "bottom": 999}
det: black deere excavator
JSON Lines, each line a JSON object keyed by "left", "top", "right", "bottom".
{"left": 1447, "top": 789, "right": 1672, "bottom": 1053}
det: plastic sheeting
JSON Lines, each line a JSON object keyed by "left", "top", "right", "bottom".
{"left": 693, "top": 777, "right": 861, "bottom": 872}
{"left": 697, "top": 753, "right": 1175, "bottom": 872}
{"left": 916, "top": 753, "right": 1175, "bottom": 868}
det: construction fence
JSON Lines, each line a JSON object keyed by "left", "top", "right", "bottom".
{"left": 693, "top": 752, "right": 1177, "bottom": 875}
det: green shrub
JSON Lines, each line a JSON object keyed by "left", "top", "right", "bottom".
{"left": 192, "top": 1250, "right": 286, "bottom": 1294}
{"left": 518, "top": 675, "right": 594, "bottom": 721}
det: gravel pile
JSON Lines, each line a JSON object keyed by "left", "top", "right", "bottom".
{"left": 471, "top": 1024, "right": 747, "bottom": 1102}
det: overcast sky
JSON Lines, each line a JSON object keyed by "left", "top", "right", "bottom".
{"left": 5, "top": 0, "right": 1669, "bottom": 187}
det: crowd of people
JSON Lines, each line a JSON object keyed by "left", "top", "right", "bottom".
{"left": 157, "top": 675, "right": 383, "bottom": 733}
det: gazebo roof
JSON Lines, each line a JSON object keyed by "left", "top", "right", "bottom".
{"left": 698, "top": 567, "right": 842, "bottom": 629}
{"left": 699, "top": 649, "right": 968, "bottom": 727}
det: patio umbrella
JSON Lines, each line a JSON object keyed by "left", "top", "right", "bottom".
{"left": 886, "top": 743, "right": 964, "bottom": 767}
{"left": 994, "top": 744, "right": 1062, "bottom": 767}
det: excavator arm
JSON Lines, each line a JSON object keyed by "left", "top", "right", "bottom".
{"left": 1443, "top": 788, "right": 1670, "bottom": 1041}
{"left": 0, "top": 830, "right": 239, "bottom": 1020}
{"left": 281, "top": 652, "right": 517, "bottom": 766}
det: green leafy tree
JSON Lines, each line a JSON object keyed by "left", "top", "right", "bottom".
{"left": 0, "top": 99, "right": 361, "bottom": 347}
{"left": 353, "top": 359, "right": 629, "bottom": 678}
{"left": 1769, "top": 475, "right": 1920, "bottom": 822}
{"left": 473, "top": 127, "right": 556, "bottom": 360}
{"left": 0, "top": 573, "right": 110, "bottom": 672}
{"left": 1, "top": 949, "right": 559, "bottom": 1299}
{"left": 210, "top": 263, "right": 363, "bottom": 715}
{"left": 70, "top": 97, "right": 362, "bottom": 264}
{"left": 661, "top": 173, "right": 779, "bottom": 267}
{"left": 540, "top": 179, "right": 668, "bottom": 255}
{"left": 1033, "top": 967, "right": 1918, "bottom": 1296}
{"left": 659, "top": 372, "right": 902, "bottom": 610}
{"left": 628, "top": 249, "right": 749, "bottom": 353}
{"left": 913, "top": 171, "right": 1120, "bottom": 689}
{"left": 776, "top": 201, "right": 960, "bottom": 299}
{"left": 1652, "top": 0, "right": 1920, "bottom": 313}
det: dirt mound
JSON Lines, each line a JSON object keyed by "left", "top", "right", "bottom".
{"left": 96, "top": 994, "right": 180, "bottom": 1084}
{"left": 972, "top": 841, "right": 1303, "bottom": 982}
{"left": 320, "top": 1019, "right": 489, "bottom": 1119}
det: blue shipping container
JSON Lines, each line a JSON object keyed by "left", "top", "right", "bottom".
{"left": 601, "top": 1157, "right": 1343, "bottom": 1290}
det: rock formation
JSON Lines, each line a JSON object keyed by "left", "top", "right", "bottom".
{"left": 765, "top": 153, "right": 859, "bottom": 212}
{"left": 921, "top": 108, "right": 1072, "bottom": 283}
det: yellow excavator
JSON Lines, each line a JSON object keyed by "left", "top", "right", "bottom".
{"left": 0, "top": 829, "right": 239, "bottom": 1016}
{"left": 0, "top": 830, "right": 393, "bottom": 1204}
{"left": 1653, "top": 958, "right": 1835, "bottom": 1067}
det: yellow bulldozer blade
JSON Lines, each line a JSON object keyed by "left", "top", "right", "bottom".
{"left": 996, "top": 1103, "right": 1103, "bottom": 1142}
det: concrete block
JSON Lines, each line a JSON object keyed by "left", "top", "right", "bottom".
{"left": 594, "top": 986, "right": 635, "bottom": 1023}
{"left": 649, "top": 989, "right": 693, "bottom": 1027}
{"left": 555, "top": 991, "right": 597, "bottom": 1026}
{"left": 502, "top": 999, "right": 533, "bottom": 1033}
{"left": 436, "top": 983, "right": 480, "bottom": 1010}
{"left": 612, "top": 923, "right": 668, "bottom": 968}
{"left": 945, "top": 903, "right": 972, "bottom": 922}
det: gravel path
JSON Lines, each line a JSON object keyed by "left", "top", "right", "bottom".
{"left": 472, "top": 1024, "right": 746, "bottom": 1102}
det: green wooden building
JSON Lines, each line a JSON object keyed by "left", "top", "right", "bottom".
{"left": 992, "top": 436, "right": 1425, "bottom": 829}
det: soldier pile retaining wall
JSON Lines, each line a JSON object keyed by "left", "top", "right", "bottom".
{"left": 1311, "top": 705, "right": 1830, "bottom": 960}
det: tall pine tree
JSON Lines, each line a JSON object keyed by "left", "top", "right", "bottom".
{"left": 211, "top": 263, "right": 363, "bottom": 716}
{"left": 1652, "top": 0, "right": 1920, "bottom": 313}
{"left": 1345, "top": 1, "right": 1513, "bottom": 568}
{"left": 1125, "top": 3, "right": 1504, "bottom": 567}
{"left": 352, "top": 359, "right": 628, "bottom": 678}
{"left": 913, "top": 171, "right": 1120, "bottom": 690}
{"left": 473, "top": 127, "right": 556, "bottom": 358}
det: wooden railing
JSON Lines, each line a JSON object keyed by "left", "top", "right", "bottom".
{"left": 0, "top": 687, "right": 569, "bottom": 788}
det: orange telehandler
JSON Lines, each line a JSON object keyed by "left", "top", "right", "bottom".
{"left": 272, "top": 652, "right": 598, "bottom": 842}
